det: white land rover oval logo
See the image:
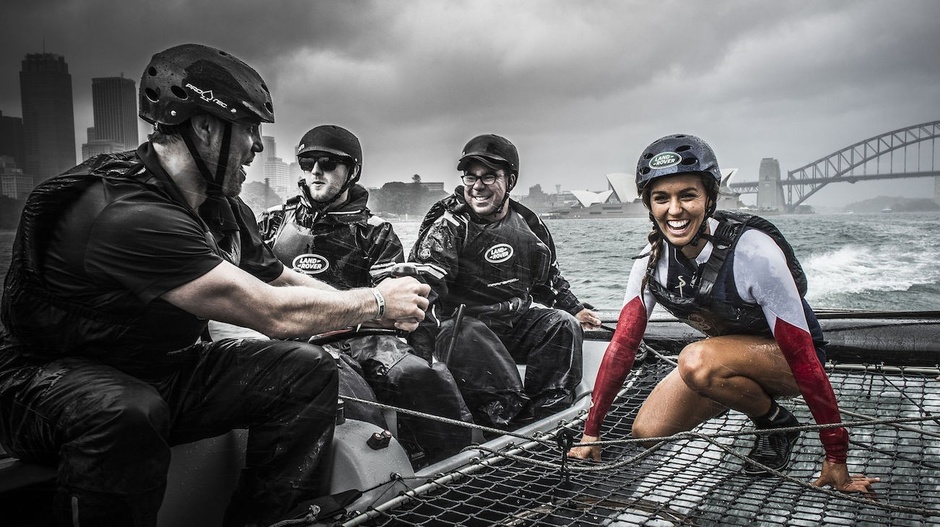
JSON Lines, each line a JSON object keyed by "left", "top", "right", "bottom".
{"left": 485, "top": 243, "right": 514, "bottom": 263}
{"left": 292, "top": 254, "right": 330, "bottom": 274}
{"left": 649, "top": 151, "right": 681, "bottom": 169}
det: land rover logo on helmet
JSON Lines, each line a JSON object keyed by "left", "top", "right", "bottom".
{"left": 649, "top": 152, "right": 681, "bottom": 169}
{"left": 485, "top": 243, "right": 514, "bottom": 263}
{"left": 292, "top": 254, "right": 329, "bottom": 275}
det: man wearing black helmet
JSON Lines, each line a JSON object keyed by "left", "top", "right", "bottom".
{"left": 0, "top": 44, "right": 430, "bottom": 526}
{"left": 259, "top": 125, "right": 472, "bottom": 465}
{"left": 568, "top": 134, "right": 877, "bottom": 496}
{"left": 409, "top": 134, "right": 602, "bottom": 429}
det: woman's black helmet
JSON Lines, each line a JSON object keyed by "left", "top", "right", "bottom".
{"left": 139, "top": 43, "right": 274, "bottom": 126}
{"left": 636, "top": 134, "right": 721, "bottom": 194}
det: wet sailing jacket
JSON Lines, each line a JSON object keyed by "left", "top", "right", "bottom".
{"left": 409, "top": 189, "right": 585, "bottom": 319}
{"left": 258, "top": 184, "right": 402, "bottom": 287}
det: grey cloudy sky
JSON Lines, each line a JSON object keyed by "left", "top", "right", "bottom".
{"left": 2, "top": 0, "right": 939, "bottom": 207}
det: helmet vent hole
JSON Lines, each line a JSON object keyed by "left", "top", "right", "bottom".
{"left": 147, "top": 66, "right": 157, "bottom": 77}
{"left": 676, "top": 145, "right": 691, "bottom": 152}
{"left": 144, "top": 88, "right": 160, "bottom": 103}
{"left": 264, "top": 102, "right": 273, "bottom": 113}
{"left": 170, "top": 85, "right": 189, "bottom": 100}
{"left": 261, "top": 83, "right": 270, "bottom": 94}
{"left": 681, "top": 157, "right": 698, "bottom": 166}
{"left": 639, "top": 167, "right": 651, "bottom": 175}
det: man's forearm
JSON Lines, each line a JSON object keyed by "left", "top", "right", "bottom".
{"left": 270, "top": 266, "right": 337, "bottom": 290}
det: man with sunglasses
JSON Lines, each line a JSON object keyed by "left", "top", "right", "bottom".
{"left": 259, "top": 125, "right": 472, "bottom": 466}
{"left": 409, "top": 134, "right": 602, "bottom": 429}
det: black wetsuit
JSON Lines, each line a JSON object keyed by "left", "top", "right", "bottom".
{"left": 409, "top": 189, "right": 586, "bottom": 427}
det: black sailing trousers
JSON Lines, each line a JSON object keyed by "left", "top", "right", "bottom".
{"left": 433, "top": 307, "right": 584, "bottom": 428}
{"left": 0, "top": 338, "right": 338, "bottom": 527}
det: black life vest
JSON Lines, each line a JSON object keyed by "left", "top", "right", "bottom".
{"left": 1, "top": 153, "right": 154, "bottom": 357}
{"left": 0, "top": 151, "right": 234, "bottom": 360}
{"left": 646, "top": 210, "right": 808, "bottom": 337}
{"left": 413, "top": 191, "right": 558, "bottom": 309}
{"left": 263, "top": 192, "right": 385, "bottom": 290}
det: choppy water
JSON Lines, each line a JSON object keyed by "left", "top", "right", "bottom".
{"left": 392, "top": 211, "right": 940, "bottom": 312}
{"left": 2, "top": 211, "right": 939, "bottom": 315}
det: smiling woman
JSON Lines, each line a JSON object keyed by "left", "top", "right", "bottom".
{"left": 568, "top": 133, "right": 878, "bottom": 497}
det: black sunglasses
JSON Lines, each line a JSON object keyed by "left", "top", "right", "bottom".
{"left": 299, "top": 155, "right": 349, "bottom": 173}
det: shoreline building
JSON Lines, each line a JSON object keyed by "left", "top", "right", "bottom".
{"left": 20, "top": 52, "right": 75, "bottom": 183}
{"left": 0, "top": 155, "right": 32, "bottom": 200}
{"left": 0, "top": 111, "right": 25, "bottom": 169}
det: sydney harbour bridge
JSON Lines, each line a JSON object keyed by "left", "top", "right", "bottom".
{"left": 727, "top": 120, "right": 940, "bottom": 213}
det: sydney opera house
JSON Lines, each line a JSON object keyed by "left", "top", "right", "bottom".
{"left": 547, "top": 169, "right": 745, "bottom": 218}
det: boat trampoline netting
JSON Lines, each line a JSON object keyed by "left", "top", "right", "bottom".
{"left": 338, "top": 350, "right": 940, "bottom": 527}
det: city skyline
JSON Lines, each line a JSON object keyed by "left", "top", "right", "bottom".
{"left": 2, "top": 1, "right": 940, "bottom": 207}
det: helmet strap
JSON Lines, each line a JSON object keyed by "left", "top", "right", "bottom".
{"left": 688, "top": 197, "right": 717, "bottom": 246}
{"left": 181, "top": 120, "right": 233, "bottom": 197}
{"left": 492, "top": 172, "right": 516, "bottom": 215}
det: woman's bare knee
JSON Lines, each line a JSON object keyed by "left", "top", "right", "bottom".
{"left": 677, "top": 341, "right": 717, "bottom": 393}
{"left": 631, "top": 418, "right": 664, "bottom": 448}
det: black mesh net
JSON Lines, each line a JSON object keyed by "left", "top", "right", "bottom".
{"left": 340, "top": 353, "right": 940, "bottom": 526}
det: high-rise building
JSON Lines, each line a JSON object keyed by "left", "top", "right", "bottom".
{"left": 90, "top": 76, "right": 138, "bottom": 150}
{"left": 0, "top": 111, "right": 25, "bottom": 169}
{"left": 20, "top": 52, "right": 76, "bottom": 182}
{"left": 247, "top": 135, "right": 291, "bottom": 198}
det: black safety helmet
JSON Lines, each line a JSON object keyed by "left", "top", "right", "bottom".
{"left": 139, "top": 43, "right": 274, "bottom": 126}
{"left": 635, "top": 134, "right": 721, "bottom": 195}
{"left": 637, "top": 134, "right": 722, "bottom": 247}
{"left": 296, "top": 125, "right": 362, "bottom": 206}
{"left": 457, "top": 134, "right": 519, "bottom": 182}
{"left": 455, "top": 134, "right": 519, "bottom": 220}
{"left": 139, "top": 44, "right": 273, "bottom": 197}
{"left": 297, "top": 125, "right": 362, "bottom": 166}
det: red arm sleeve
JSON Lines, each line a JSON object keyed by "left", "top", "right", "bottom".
{"left": 774, "top": 318, "right": 848, "bottom": 463}
{"left": 584, "top": 296, "right": 648, "bottom": 437}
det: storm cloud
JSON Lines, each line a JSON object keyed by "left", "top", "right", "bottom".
{"left": 2, "top": 0, "right": 939, "bottom": 207}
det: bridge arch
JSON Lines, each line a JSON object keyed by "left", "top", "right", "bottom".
{"left": 785, "top": 120, "right": 940, "bottom": 211}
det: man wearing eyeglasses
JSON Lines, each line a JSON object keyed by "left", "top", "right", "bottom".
{"left": 259, "top": 125, "right": 472, "bottom": 466}
{"left": 409, "top": 134, "right": 602, "bottom": 429}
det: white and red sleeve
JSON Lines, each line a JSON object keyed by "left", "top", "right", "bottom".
{"left": 734, "top": 230, "right": 848, "bottom": 463}
{"left": 584, "top": 254, "right": 656, "bottom": 437}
